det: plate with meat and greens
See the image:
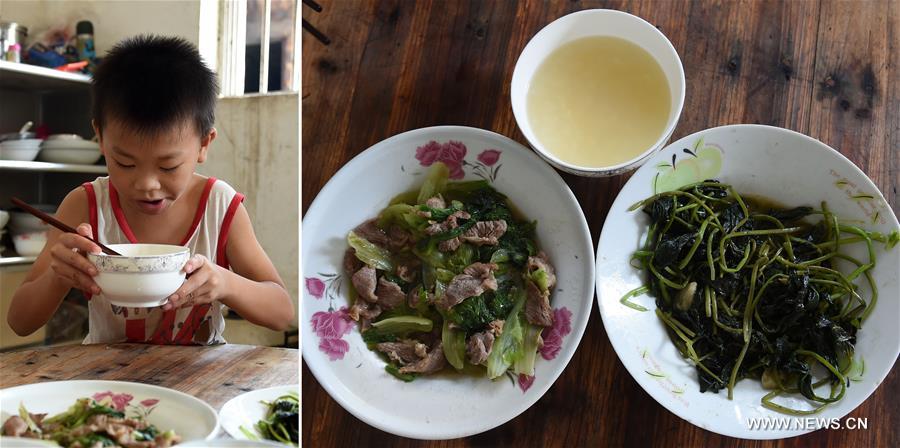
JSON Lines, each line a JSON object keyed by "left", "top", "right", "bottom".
{"left": 0, "top": 380, "right": 219, "bottom": 446}
{"left": 596, "top": 124, "right": 899, "bottom": 439}
{"left": 302, "top": 126, "right": 594, "bottom": 439}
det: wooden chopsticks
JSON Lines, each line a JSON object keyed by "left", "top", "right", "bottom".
{"left": 10, "top": 197, "right": 122, "bottom": 256}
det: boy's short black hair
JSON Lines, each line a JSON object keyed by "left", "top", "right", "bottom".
{"left": 92, "top": 35, "right": 218, "bottom": 138}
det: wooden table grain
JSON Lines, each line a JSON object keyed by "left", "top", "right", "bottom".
{"left": 302, "top": 1, "right": 898, "bottom": 446}
{"left": 0, "top": 343, "right": 299, "bottom": 410}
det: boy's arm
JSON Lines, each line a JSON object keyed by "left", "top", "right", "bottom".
{"left": 8, "top": 189, "right": 96, "bottom": 336}
{"left": 217, "top": 203, "right": 295, "bottom": 331}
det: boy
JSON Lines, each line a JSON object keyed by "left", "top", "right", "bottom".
{"left": 9, "top": 35, "right": 295, "bottom": 344}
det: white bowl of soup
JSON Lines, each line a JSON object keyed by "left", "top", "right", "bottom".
{"left": 511, "top": 9, "right": 685, "bottom": 177}
{"left": 87, "top": 244, "right": 189, "bottom": 307}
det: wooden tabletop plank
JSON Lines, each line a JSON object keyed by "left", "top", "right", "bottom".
{"left": 1, "top": 343, "right": 299, "bottom": 409}
{"left": 809, "top": 0, "right": 898, "bottom": 210}
{"left": 302, "top": 1, "right": 898, "bottom": 446}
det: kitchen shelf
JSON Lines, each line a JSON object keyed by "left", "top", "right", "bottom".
{"left": 0, "top": 60, "right": 91, "bottom": 91}
{"left": 0, "top": 160, "right": 106, "bottom": 174}
{"left": 0, "top": 256, "right": 37, "bottom": 267}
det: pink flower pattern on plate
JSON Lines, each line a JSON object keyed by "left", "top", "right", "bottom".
{"left": 92, "top": 391, "right": 134, "bottom": 412}
{"left": 477, "top": 149, "right": 502, "bottom": 166}
{"left": 139, "top": 399, "right": 159, "bottom": 407}
{"left": 311, "top": 307, "right": 354, "bottom": 339}
{"left": 305, "top": 277, "right": 326, "bottom": 299}
{"left": 518, "top": 374, "right": 535, "bottom": 392}
{"left": 415, "top": 140, "right": 467, "bottom": 179}
{"left": 540, "top": 307, "right": 573, "bottom": 361}
{"left": 319, "top": 337, "right": 351, "bottom": 361}
{"left": 310, "top": 306, "right": 355, "bottom": 361}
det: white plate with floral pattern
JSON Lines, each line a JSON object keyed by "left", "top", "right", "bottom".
{"left": 0, "top": 380, "right": 220, "bottom": 443}
{"left": 219, "top": 384, "right": 298, "bottom": 444}
{"left": 302, "top": 126, "right": 595, "bottom": 439}
{"left": 596, "top": 124, "right": 899, "bottom": 439}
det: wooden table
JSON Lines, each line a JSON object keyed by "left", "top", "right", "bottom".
{"left": 302, "top": 1, "right": 898, "bottom": 446}
{"left": 0, "top": 343, "right": 299, "bottom": 411}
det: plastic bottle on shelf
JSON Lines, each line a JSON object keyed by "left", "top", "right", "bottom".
{"left": 5, "top": 43, "right": 21, "bottom": 62}
{"left": 74, "top": 20, "right": 95, "bottom": 63}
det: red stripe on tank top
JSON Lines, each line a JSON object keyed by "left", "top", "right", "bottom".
{"left": 216, "top": 193, "right": 244, "bottom": 268}
{"left": 109, "top": 177, "right": 218, "bottom": 245}
{"left": 125, "top": 318, "right": 146, "bottom": 342}
{"left": 148, "top": 309, "right": 177, "bottom": 344}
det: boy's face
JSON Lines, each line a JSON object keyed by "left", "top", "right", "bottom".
{"left": 94, "top": 120, "right": 216, "bottom": 215}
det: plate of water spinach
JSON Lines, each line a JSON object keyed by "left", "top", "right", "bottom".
{"left": 302, "top": 126, "right": 594, "bottom": 439}
{"left": 596, "top": 125, "right": 899, "bottom": 440}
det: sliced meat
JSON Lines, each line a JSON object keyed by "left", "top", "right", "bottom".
{"left": 395, "top": 257, "right": 420, "bottom": 283}
{"left": 463, "top": 262, "right": 498, "bottom": 290}
{"left": 435, "top": 262, "right": 499, "bottom": 310}
{"left": 425, "top": 195, "right": 446, "bottom": 209}
{"left": 399, "top": 342, "right": 447, "bottom": 374}
{"left": 438, "top": 237, "right": 462, "bottom": 252}
{"left": 525, "top": 280, "right": 554, "bottom": 327}
{"left": 349, "top": 301, "right": 382, "bottom": 331}
{"left": 466, "top": 330, "right": 495, "bottom": 365}
{"left": 108, "top": 422, "right": 136, "bottom": 445}
{"left": 488, "top": 319, "right": 505, "bottom": 336}
{"left": 527, "top": 252, "right": 557, "bottom": 290}
{"left": 460, "top": 220, "right": 508, "bottom": 246}
{"left": 424, "top": 210, "right": 471, "bottom": 236}
{"left": 354, "top": 219, "right": 390, "bottom": 247}
{"left": 375, "top": 278, "right": 406, "bottom": 310}
{"left": 376, "top": 339, "right": 428, "bottom": 365}
{"left": 351, "top": 266, "right": 378, "bottom": 303}
{"left": 387, "top": 225, "right": 412, "bottom": 251}
{"left": 2, "top": 415, "right": 26, "bottom": 437}
{"left": 343, "top": 248, "right": 364, "bottom": 276}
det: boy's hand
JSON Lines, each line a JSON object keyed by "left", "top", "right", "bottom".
{"left": 49, "top": 223, "right": 102, "bottom": 295}
{"left": 163, "top": 254, "right": 228, "bottom": 310}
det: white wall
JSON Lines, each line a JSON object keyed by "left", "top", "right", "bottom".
{"left": 199, "top": 93, "right": 300, "bottom": 315}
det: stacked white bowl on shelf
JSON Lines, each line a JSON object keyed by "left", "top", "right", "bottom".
{"left": 0, "top": 138, "right": 43, "bottom": 161}
{"left": 8, "top": 204, "right": 55, "bottom": 257}
{"left": 38, "top": 134, "right": 102, "bottom": 165}
{"left": 0, "top": 210, "right": 8, "bottom": 256}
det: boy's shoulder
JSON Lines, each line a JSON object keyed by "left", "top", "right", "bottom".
{"left": 54, "top": 181, "right": 96, "bottom": 224}
{"left": 203, "top": 176, "right": 240, "bottom": 202}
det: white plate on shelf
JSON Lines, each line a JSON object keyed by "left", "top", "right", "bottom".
{"left": 302, "top": 126, "right": 595, "bottom": 439}
{"left": 0, "top": 380, "right": 220, "bottom": 443}
{"left": 37, "top": 147, "right": 101, "bottom": 165}
{"left": 596, "top": 124, "right": 899, "bottom": 439}
{"left": 219, "top": 385, "right": 298, "bottom": 445}
{"left": 40, "top": 140, "right": 99, "bottom": 151}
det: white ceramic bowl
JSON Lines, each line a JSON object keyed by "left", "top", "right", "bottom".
{"left": 511, "top": 9, "right": 685, "bottom": 177}
{"left": 596, "top": 124, "right": 899, "bottom": 439}
{"left": 37, "top": 147, "right": 102, "bottom": 164}
{"left": 303, "top": 126, "right": 595, "bottom": 439}
{"left": 88, "top": 244, "right": 190, "bottom": 307}
{"left": 46, "top": 133, "right": 84, "bottom": 141}
{"left": 12, "top": 231, "right": 47, "bottom": 257}
{"left": 9, "top": 205, "right": 56, "bottom": 233}
{"left": 0, "top": 139, "right": 43, "bottom": 161}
